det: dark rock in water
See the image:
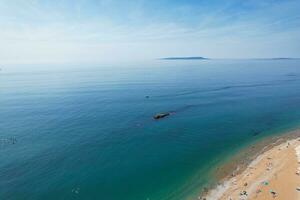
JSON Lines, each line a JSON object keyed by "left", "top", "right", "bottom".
{"left": 145, "top": 96, "right": 150, "bottom": 98}
{"left": 153, "top": 112, "right": 170, "bottom": 120}
{"left": 286, "top": 73, "right": 297, "bottom": 77}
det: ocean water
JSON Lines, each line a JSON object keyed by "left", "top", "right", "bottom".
{"left": 1, "top": 59, "right": 300, "bottom": 200}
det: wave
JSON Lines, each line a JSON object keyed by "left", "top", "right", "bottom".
{"left": 153, "top": 78, "right": 300, "bottom": 99}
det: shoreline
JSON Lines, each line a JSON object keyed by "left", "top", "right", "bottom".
{"left": 198, "top": 128, "right": 300, "bottom": 200}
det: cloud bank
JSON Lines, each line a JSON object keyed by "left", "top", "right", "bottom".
{"left": 0, "top": 0, "right": 300, "bottom": 64}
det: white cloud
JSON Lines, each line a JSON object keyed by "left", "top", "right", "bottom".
{"left": 0, "top": 0, "right": 299, "bottom": 64}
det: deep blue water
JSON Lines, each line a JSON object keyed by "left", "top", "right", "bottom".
{"left": 1, "top": 60, "right": 300, "bottom": 200}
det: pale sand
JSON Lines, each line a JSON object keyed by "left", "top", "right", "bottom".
{"left": 202, "top": 138, "right": 300, "bottom": 200}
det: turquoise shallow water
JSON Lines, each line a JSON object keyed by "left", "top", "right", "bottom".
{"left": 1, "top": 60, "right": 300, "bottom": 200}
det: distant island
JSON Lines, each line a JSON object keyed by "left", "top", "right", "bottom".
{"left": 255, "top": 57, "right": 299, "bottom": 60}
{"left": 160, "top": 56, "right": 209, "bottom": 60}
{"left": 269, "top": 57, "right": 297, "bottom": 60}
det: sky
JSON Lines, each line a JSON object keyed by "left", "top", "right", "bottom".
{"left": 0, "top": 0, "right": 300, "bottom": 64}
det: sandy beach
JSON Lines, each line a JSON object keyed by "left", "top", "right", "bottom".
{"left": 201, "top": 134, "right": 300, "bottom": 200}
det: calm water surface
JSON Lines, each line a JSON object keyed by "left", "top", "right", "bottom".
{"left": 1, "top": 60, "right": 300, "bottom": 200}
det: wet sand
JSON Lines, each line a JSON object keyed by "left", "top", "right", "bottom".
{"left": 200, "top": 129, "right": 300, "bottom": 200}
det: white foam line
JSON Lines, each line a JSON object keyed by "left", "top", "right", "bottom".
{"left": 295, "top": 145, "right": 300, "bottom": 162}
{"left": 203, "top": 180, "right": 232, "bottom": 200}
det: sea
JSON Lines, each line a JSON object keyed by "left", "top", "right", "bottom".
{"left": 1, "top": 59, "right": 300, "bottom": 200}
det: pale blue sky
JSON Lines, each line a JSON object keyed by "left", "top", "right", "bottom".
{"left": 1, "top": 0, "right": 300, "bottom": 64}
